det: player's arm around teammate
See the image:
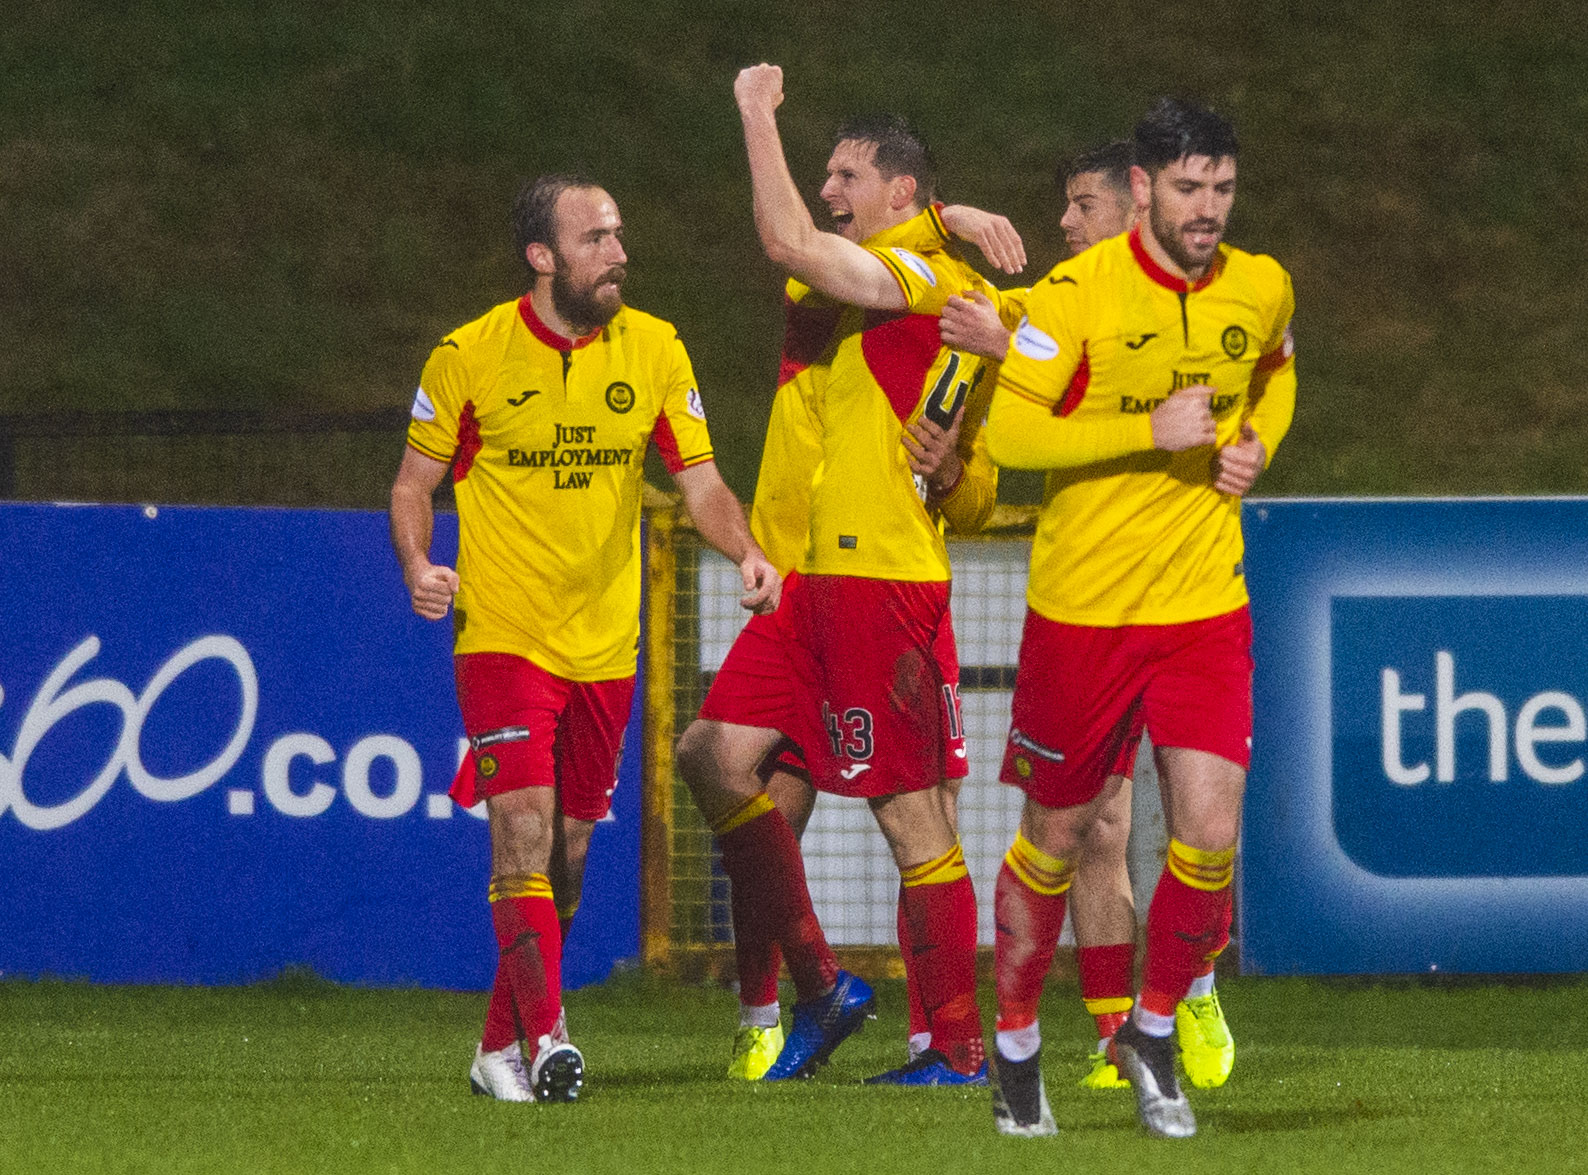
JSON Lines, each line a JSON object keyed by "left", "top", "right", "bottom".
{"left": 982, "top": 102, "right": 1296, "bottom": 1139}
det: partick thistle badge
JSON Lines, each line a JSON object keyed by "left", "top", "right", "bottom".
{"left": 605, "top": 381, "right": 635, "bottom": 413}
{"left": 1221, "top": 325, "right": 1248, "bottom": 360}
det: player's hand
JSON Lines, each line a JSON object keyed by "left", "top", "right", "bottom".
{"left": 1150, "top": 385, "right": 1218, "bottom": 452}
{"left": 734, "top": 63, "right": 785, "bottom": 113}
{"left": 903, "top": 404, "right": 965, "bottom": 493}
{"left": 738, "top": 548, "right": 782, "bottom": 614}
{"left": 940, "top": 291, "right": 1012, "bottom": 360}
{"left": 937, "top": 205, "right": 1026, "bottom": 274}
{"left": 1214, "top": 422, "right": 1267, "bottom": 495}
{"left": 405, "top": 562, "right": 460, "bottom": 620}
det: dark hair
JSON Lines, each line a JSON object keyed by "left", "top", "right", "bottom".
{"left": 511, "top": 173, "right": 601, "bottom": 269}
{"left": 1056, "top": 140, "right": 1134, "bottom": 196}
{"left": 832, "top": 113, "right": 937, "bottom": 206}
{"left": 1132, "top": 98, "right": 1239, "bottom": 172}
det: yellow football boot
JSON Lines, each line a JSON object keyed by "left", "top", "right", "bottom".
{"left": 1175, "top": 990, "right": 1234, "bottom": 1088}
{"left": 727, "top": 1022, "right": 785, "bottom": 1081}
{"left": 1077, "top": 1047, "right": 1130, "bottom": 1090}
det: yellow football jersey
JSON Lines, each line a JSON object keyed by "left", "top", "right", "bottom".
{"left": 802, "top": 206, "right": 1013, "bottom": 582}
{"left": 989, "top": 227, "right": 1296, "bottom": 626}
{"left": 406, "top": 295, "right": 714, "bottom": 679}
{"left": 747, "top": 281, "right": 836, "bottom": 575}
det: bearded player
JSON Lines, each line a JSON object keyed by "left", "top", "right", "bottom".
{"left": 942, "top": 140, "right": 1237, "bottom": 1095}
{"left": 391, "top": 175, "right": 778, "bottom": 1103}
{"left": 981, "top": 99, "right": 1296, "bottom": 1138}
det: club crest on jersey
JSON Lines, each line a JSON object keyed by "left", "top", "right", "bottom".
{"left": 411, "top": 387, "right": 436, "bottom": 422}
{"left": 686, "top": 387, "right": 707, "bottom": 420}
{"left": 1221, "top": 325, "right": 1248, "bottom": 360}
{"left": 890, "top": 248, "right": 937, "bottom": 287}
{"left": 1013, "top": 319, "right": 1059, "bottom": 361}
{"left": 605, "top": 381, "right": 635, "bottom": 414}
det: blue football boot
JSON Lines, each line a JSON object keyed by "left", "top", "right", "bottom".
{"left": 763, "top": 970, "right": 876, "bottom": 1080}
{"left": 864, "top": 1048, "right": 990, "bottom": 1086}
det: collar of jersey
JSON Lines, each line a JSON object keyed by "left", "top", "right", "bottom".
{"left": 862, "top": 204, "right": 947, "bottom": 253}
{"left": 518, "top": 294, "right": 601, "bottom": 351}
{"left": 1128, "top": 225, "right": 1225, "bottom": 294}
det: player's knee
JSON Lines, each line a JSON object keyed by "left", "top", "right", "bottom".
{"left": 1083, "top": 806, "right": 1130, "bottom": 859}
{"left": 674, "top": 721, "right": 722, "bottom": 793}
{"left": 488, "top": 792, "right": 556, "bottom": 874}
{"left": 1171, "top": 813, "right": 1239, "bottom": 857}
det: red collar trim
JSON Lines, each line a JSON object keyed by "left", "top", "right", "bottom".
{"left": 518, "top": 294, "right": 600, "bottom": 351}
{"left": 1128, "top": 225, "right": 1222, "bottom": 293}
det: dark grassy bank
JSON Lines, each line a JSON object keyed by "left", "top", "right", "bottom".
{"left": 3, "top": 0, "right": 1585, "bottom": 506}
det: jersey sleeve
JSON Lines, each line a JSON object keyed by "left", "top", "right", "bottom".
{"left": 993, "top": 285, "right": 1030, "bottom": 329}
{"left": 650, "top": 332, "right": 715, "bottom": 475}
{"left": 932, "top": 358, "right": 999, "bottom": 535}
{"left": 1246, "top": 267, "right": 1298, "bottom": 467}
{"left": 866, "top": 244, "right": 963, "bottom": 318}
{"left": 405, "top": 338, "right": 468, "bottom": 462}
{"left": 986, "top": 274, "right": 1154, "bottom": 470}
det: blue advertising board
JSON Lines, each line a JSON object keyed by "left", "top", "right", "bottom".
{"left": 0, "top": 503, "right": 641, "bottom": 989}
{"left": 1242, "top": 498, "right": 1588, "bottom": 974}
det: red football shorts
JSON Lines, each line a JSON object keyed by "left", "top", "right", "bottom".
{"left": 450, "top": 652, "right": 635, "bottom": 821}
{"left": 700, "top": 571, "right": 960, "bottom": 798}
{"left": 1001, "top": 605, "right": 1253, "bottom": 809}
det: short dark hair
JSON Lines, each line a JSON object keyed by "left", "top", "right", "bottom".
{"left": 832, "top": 113, "right": 937, "bottom": 206}
{"left": 1132, "top": 98, "right": 1239, "bottom": 172}
{"left": 511, "top": 173, "right": 601, "bottom": 269}
{"left": 1056, "top": 140, "right": 1134, "bottom": 196}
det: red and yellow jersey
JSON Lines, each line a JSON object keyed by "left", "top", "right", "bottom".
{"left": 406, "top": 296, "right": 714, "bottom": 679}
{"left": 991, "top": 226, "right": 1296, "bottom": 626}
{"left": 747, "top": 280, "right": 836, "bottom": 575}
{"left": 802, "top": 206, "right": 1015, "bottom": 582}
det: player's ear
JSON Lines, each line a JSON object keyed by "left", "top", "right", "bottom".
{"left": 890, "top": 173, "right": 918, "bottom": 212}
{"left": 526, "top": 242, "right": 556, "bottom": 279}
{"left": 1128, "top": 165, "right": 1152, "bottom": 212}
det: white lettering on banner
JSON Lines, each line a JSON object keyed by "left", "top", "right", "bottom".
{"left": 1379, "top": 651, "right": 1587, "bottom": 786}
{"left": 0, "top": 636, "right": 466, "bottom": 829}
{"left": 262, "top": 733, "right": 338, "bottom": 817}
{"left": 342, "top": 735, "right": 423, "bottom": 819}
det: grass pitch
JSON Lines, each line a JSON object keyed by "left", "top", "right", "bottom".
{"left": 3, "top": 971, "right": 1586, "bottom": 1175}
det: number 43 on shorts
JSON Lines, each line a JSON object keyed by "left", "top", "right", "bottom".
{"left": 823, "top": 701, "right": 874, "bottom": 760}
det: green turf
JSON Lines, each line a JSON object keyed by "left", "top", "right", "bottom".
{"left": 4, "top": 971, "right": 1586, "bottom": 1174}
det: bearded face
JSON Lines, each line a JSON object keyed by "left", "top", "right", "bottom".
{"left": 550, "top": 254, "right": 626, "bottom": 332}
{"left": 1142, "top": 155, "right": 1237, "bottom": 276}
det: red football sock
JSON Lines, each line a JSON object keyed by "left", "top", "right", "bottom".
{"left": 993, "top": 833, "right": 1073, "bottom": 1034}
{"left": 1139, "top": 840, "right": 1234, "bottom": 1018}
{"left": 1077, "top": 942, "right": 1135, "bottom": 1040}
{"left": 732, "top": 883, "right": 784, "bottom": 1008}
{"left": 714, "top": 795, "right": 837, "bottom": 1002}
{"left": 900, "top": 847, "right": 983, "bottom": 1075}
{"left": 486, "top": 875, "right": 563, "bottom": 1048}
{"left": 897, "top": 890, "right": 928, "bottom": 1040}
{"left": 481, "top": 972, "right": 518, "bottom": 1052}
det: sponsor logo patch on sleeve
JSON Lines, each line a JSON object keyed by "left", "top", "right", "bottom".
{"left": 686, "top": 387, "right": 707, "bottom": 420}
{"left": 411, "top": 387, "right": 437, "bottom": 422}
{"left": 1013, "top": 319, "right": 1059, "bottom": 361}
{"left": 889, "top": 248, "right": 938, "bottom": 288}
